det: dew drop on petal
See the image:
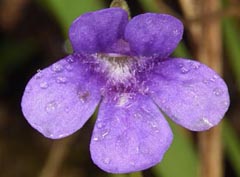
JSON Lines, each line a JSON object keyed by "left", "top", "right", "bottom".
{"left": 149, "top": 120, "right": 159, "bottom": 133}
{"left": 25, "top": 85, "right": 32, "bottom": 93}
{"left": 178, "top": 63, "right": 184, "bottom": 68}
{"left": 222, "top": 101, "right": 229, "bottom": 109}
{"left": 78, "top": 91, "right": 90, "bottom": 103}
{"left": 93, "top": 135, "right": 99, "bottom": 141}
{"left": 44, "top": 129, "right": 53, "bottom": 137}
{"left": 103, "top": 157, "right": 111, "bottom": 164}
{"left": 65, "top": 64, "right": 73, "bottom": 71}
{"left": 191, "top": 62, "right": 200, "bottom": 69}
{"left": 65, "top": 107, "right": 70, "bottom": 113}
{"left": 201, "top": 117, "right": 213, "bottom": 127}
{"left": 202, "top": 79, "right": 209, "bottom": 85}
{"left": 134, "top": 113, "right": 141, "bottom": 119}
{"left": 96, "top": 122, "right": 105, "bottom": 129}
{"left": 130, "top": 161, "right": 135, "bottom": 166}
{"left": 45, "top": 101, "right": 57, "bottom": 113}
{"left": 66, "top": 56, "right": 76, "bottom": 63}
{"left": 56, "top": 76, "right": 67, "bottom": 84}
{"left": 51, "top": 63, "right": 63, "bottom": 73}
{"left": 101, "top": 129, "right": 110, "bottom": 139}
{"left": 180, "top": 67, "right": 189, "bottom": 74}
{"left": 35, "top": 69, "right": 43, "bottom": 79}
{"left": 139, "top": 143, "right": 149, "bottom": 154}
{"left": 40, "top": 82, "right": 49, "bottom": 89}
{"left": 213, "top": 87, "right": 223, "bottom": 96}
{"left": 178, "top": 63, "right": 189, "bottom": 74}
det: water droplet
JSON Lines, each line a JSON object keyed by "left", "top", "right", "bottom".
{"left": 178, "top": 64, "right": 189, "bottom": 74}
{"left": 40, "top": 82, "right": 49, "bottom": 89}
{"left": 78, "top": 91, "right": 90, "bottom": 103}
{"left": 173, "top": 29, "right": 179, "bottom": 35}
{"left": 139, "top": 143, "right": 149, "bottom": 154}
{"left": 213, "top": 87, "right": 223, "bottom": 96}
{"left": 103, "top": 157, "right": 111, "bottom": 164}
{"left": 25, "top": 85, "right": 32, "bottom": 93}
{"left": 65, "top": 64, "right": 73, "bottom": 71}
{"left": 161, "top": 99, "right": 166, "bottom": 104}
{"left": 65, "top": 107, "right": 70, "bottom": 113}
{"left": 203, "top": 79, "right": 209, "bottom": 85}
{"left": 134, "top": 113, "right": 142, "bottom": 119}
{"left": 56, "top": 76, "right": 67, "bottom": 84}
{"left": 149, "top": 120, "right": 159, "bottom": 132}
{"left": 116, "top": 94, "right": 129, "bottom": 107}
{"left": 45, "top": 101, "right": 57, "bottom": 113}
{"left": 97, "top": 122, "right": 105, "bottom": 129}
{"left": 201, "top": 117, "right": 213, "bottom": 127}
{"left": 222, "top": 101, "right": 229, "bottom": 108}
{"left": 210, "top": 78, "right": 216, "bottom": 82}
{"left": 35, "top": 69, "right": 43, "bottom": 79}
{"left": 191, "top": 62, "right": 200, "bottom": 69}
{"left": 51, "top": 63, "right": 63, "bottom": 73}
{"left": 180, "top": 67, "right": 189, "bottom": 74}
{"left": 213, "top": 75, "right": 218, "bottom": 79}
{"left": 150, "top": 121, "right": 157, "bottom": 128}
{"left": 66, "top": 56, "right": 75, "bottom": 63}
{"left": 130, "top": 161, "right": 135, "bottom": 166}
{"left": 178, "top": 63, "right": 183, "bottom": 67}
{"left": 101, "top": 129, "right": 109, "bottom": 138}
{"left": 93, "top": 135, "right": 99, "bottom": 141}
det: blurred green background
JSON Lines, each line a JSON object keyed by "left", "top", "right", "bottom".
{"left": 0, "top": 0, "right": 239, "bottom": 177}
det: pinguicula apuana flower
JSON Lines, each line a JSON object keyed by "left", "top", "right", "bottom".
{"left": 21, "top": 7, "right": 230, "bottom": 173}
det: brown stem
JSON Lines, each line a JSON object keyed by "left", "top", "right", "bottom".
{"left": 198, "top": 1, "right": 223, "bottom": 177}
{"left": 0, "top": 0, "right": 29, "bottom": 30}
{"left": 38, "top": 136, "right": 74, "bottom": 177}
{"left": 179, "top": 0, "right": 223, "bottom": 177}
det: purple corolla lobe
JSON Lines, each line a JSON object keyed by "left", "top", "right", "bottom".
{"left": 21, "top": 7, "right": 230, "bottom": 173}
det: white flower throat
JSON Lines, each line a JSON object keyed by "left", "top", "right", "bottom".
{"left": 94, "top": 53, "right": 135, "bottom": 83}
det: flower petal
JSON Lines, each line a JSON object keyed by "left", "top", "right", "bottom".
{"left": 148, "top": 58, "right": 230, "bottom": 131}
{"left": 69, "top": 8, "right": 128, "bottom": 54}
{"left": 90, "top": 93, "right": 172, "bottom": 173}
{"left": 125, "top": 13, "right": 183, "bottom": 58}
{"left": 21, "top": 55, "right": 101, "bottom": 139}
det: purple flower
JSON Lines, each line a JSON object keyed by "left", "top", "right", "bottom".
{"left": 21, "top": 8, "right": 230, "bottom": 173}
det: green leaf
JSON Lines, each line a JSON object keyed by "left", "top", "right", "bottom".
{"left": 222, "top": 18, "right": 240, "bottom": 90}
{"left": 137, "top": 0, "right": 160, "bottom": 13}
{"left": 152, "top": 120, "right": 198, "bottom": 177}
{"left": 38, "top": 0, "right": 105, "bottom": 35}
{"left": 173, "top": 42, "right": 191, "bottom": 58}
{"left": 223, "top": 120, "right": 240, "bottom": 177}
{"left": 109, "top": 174, "right": 128, "bottom": 177}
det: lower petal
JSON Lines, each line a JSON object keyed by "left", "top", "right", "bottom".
{"left": 21, "top": 55, "right": 101, "bottom": 139}
{"left": 90, "top": 93, "right": 173, "bottom": 173}
{"left": 148, "top": 58, "right": 230, "bottom": 131}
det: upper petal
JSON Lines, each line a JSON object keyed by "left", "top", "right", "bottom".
{"left": 90, "top": 93, "right": 173, "bottom": 173}
{"left": 21, "top": 55, "right": 101, "bottom": 139}
{"left": 147, "top": 58, "right": 230, "bottom": 131}
{"left": 124, "top": 13, "right": 183, "bottom": 58}
{"left": 69, "top": 8, "right": 128, "bottom": 54}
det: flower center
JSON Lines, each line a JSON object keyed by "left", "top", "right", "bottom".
{"left": 93, "top": 53, "right": 135, "bottom": 84}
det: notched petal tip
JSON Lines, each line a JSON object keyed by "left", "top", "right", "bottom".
{"left": 148, "top": 58, "right": 230, "bottom": 131}
{"left": 21, "top": 55, "right": 101, "bottom": 139}
{"left": 69, "top": 8, "right": 129, "bottom": 54}
{"left": 125, "top": 13, "right": 183, "bottom": 58}
{"left": 90, "top": 94, "right": 173, "bottom": 173}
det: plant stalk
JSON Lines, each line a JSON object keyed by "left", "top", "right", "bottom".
{"left": 179, "top": 0, "right": 223, "bottom": 177}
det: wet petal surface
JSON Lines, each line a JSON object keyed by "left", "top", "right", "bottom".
{"left": 69, "top": 8, "right": 128, "bottom": 54}
{"left": 90, "top": 93, "right": 172, "bottom": 173}
{"left": 125, "top": 13, "right": 183, "bottom": 58}
{"left": 21, "top": 55, "right": 101, "bottom": 139}
{"left": 148, "top": 58, "right": 230, "bottom": 131}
